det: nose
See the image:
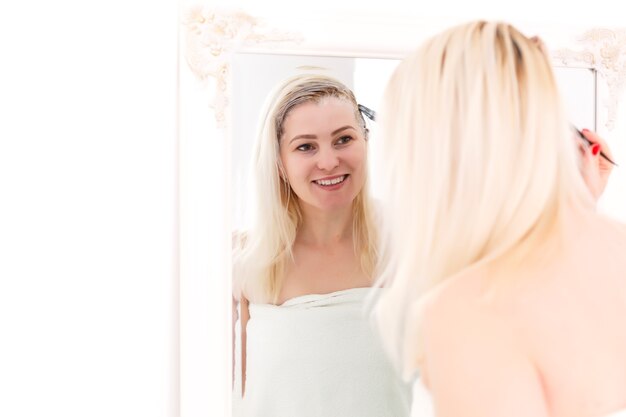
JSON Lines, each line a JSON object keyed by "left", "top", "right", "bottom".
{"left": 316, "top": 146, "right": 340, "bottom": 171}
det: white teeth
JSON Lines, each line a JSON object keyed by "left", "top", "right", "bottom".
{"left": 315, "top": 175, "right": 346, "bottom": 186}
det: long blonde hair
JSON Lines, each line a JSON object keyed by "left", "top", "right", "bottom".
{"left": 375, "top": 21, "right": 594, "bottom": 373}
{"left": 233, "top": 74, "right": 378, "bottom": 304}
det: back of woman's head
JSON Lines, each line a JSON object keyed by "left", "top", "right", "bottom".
{"left": 375, "top": 20, "right": 593, "bottom": 369}
{"left": 234, "top": 74, "right": 375, "bottom": 303}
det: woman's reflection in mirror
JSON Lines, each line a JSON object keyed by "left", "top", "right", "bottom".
{"left": 232, "top": 74, "right": 411, "bottom": 417}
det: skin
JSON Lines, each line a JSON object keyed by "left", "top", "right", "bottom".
{"left": 277, "top": 97, "right": 370, "bottom": 304}
{"left": 579, "top": 129, "right": 615, "bottom": 200}
{"left": 412, "top": 134, "right": 626, "bottom": 417}
{"left": 234, "top": 97, "right": 370, "bottom": 394}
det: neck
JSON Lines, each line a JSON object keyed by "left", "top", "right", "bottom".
{"left": 297, "top": 203, "right": 354, "bottom": 246}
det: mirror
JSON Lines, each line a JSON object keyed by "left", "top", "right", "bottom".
{"left": 228, "top": 53, "right": 600, "bottom": 417}
{"left": 179, "top": 8, "right": 626, "bottom": 415}
{"left": 231, "top": 53, "right": 398, "bottom": 230}
{"left": 231, "top": 52, "right": 597, "bottom": 231}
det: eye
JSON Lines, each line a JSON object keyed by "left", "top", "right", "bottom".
{"left": 336, "top": 135, "right": 353, "bottom": 145}
{"left": 296, "top": 143, "right": 314, "bottom": 152}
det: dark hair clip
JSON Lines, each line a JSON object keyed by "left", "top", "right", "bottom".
{"left": 358, "top": 104, "right": 376, "bottom": 122}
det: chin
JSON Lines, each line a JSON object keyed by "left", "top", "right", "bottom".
{"left": 299, "top": 185, "right": 361, "bottom": 212}
{"left": 314, "top": 196, "right": 358, "bottom": 212}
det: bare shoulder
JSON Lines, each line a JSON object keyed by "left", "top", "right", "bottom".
{"left": 403, "top": 269, "right": 495, "bottom": 379}
{"left": 419, "top": 268, "right": 507, "bottom": 349}
{"left": 414, "top": 270, "right": 549, "bottom": 416}
{"left": 597, "top": 214, "right": 626, "bottom": 235}
{"left": 419, "top": 266, "right": 493, "bottom": 327}
{"left": 604, "top": 217, "right": 626, "bottom": 246}
{"left": 586, "top": 216, "right": 626, "bottom": 267}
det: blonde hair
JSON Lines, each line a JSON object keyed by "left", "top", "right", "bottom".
{"left": 374, "top": 21, "right": 593, "bottom": 372}
{"left": 233, "top": 74, "right": 378, "bottom": 304}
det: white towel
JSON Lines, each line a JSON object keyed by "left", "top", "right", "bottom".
{"left": 233, "top": 287, "right": 411, "bottom": 417}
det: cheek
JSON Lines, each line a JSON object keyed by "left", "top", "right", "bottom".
{"left": 278, "top": 150, "right": 293, "bottom": 179}
{"left": 280, "top": 154, "right": 305, "bottom": 185}
{"left": 346, "top": 145, "right": 367, "bottom": 172}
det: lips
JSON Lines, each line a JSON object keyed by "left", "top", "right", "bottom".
{"left": 313, "top": 174, "right": 348, "bottom": 186}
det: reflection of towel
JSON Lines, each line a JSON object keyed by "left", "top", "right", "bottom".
{"left": 233, "top": 287, "right": 411, "bottom": 417}
{"left": 409, "top": 378, "right": 434, "bottom": 417}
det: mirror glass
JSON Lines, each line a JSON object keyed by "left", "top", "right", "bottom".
{"left": 231, "top": 53, "right": 398, "bottom": 230}
{"left": 229, "top": 52, "right": 599, "bottom": 417}
{"left": 231, "top": 52, "right": 596, "bottom": 230}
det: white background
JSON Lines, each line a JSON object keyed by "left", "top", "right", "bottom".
{"left": 0, "top": 1, "right": 178, "bottom": 416}
{"left": 1, "top": 1, "right": 624, "bottom": 417}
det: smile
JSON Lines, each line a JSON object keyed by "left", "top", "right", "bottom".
{"left": 313, "top": 175, "right": 348, "bottom": 186}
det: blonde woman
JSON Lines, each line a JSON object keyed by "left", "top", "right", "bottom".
{"left": 233, "top": 74, "right": 410, "bottom": 417}
{"left": 375, "top": 21, "right": 626, "bottom": 417}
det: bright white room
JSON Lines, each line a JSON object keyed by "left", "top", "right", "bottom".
{"left": 2, "top": 0, "right": 625, "bottom": 416}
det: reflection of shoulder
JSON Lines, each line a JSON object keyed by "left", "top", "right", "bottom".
{"left": 370, "top": 198, "right": 383, "bottom": 225}
{"left": 232, "top": 230, "right": 249, "bottom": 251}
{"left": 231, "top": 230, "right": 250, "bottom": 302}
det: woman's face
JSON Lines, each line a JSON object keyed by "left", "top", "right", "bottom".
{"left": 279, "top": 97, "right": 367, "bottom": 213}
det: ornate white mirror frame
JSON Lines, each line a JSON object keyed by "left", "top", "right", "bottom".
{"left": 177, "top": 6, "right": 626, "bottom": 416}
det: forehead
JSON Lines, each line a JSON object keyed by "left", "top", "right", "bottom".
{"left": 282, "top": 97, "right": 357, "bottom": 136}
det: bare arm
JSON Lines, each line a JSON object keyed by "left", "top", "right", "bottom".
{"left": 232, "top": 296, "right": 238, "bottom": 390}
{"left": 231, "top": 296, "right": 249, "bottom": 394}
{"left": 239, "top": 297, "right": 249, "bottom": 395}
{"left": 231, "top": 231, "right": 247, "bottom": 392}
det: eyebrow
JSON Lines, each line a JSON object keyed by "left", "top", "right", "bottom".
{"left": 288, "top": 125, "right": 356, "bottom": 144}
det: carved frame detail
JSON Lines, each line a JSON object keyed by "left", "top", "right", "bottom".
{"left": 182, "top": 6, "right": 302, "bottom": 127}
{"left": 553, "top": 28, "right": 626, "bottom": 130}
{"left": 184, "top": 8, "right": 626, "bottom": 132}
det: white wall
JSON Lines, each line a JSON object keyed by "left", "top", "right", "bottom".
{"left": 6, "top": 2, "right": 616, "bottom": 417}
{"left": 0, "top": 1, "right": 178, "bottom": 416}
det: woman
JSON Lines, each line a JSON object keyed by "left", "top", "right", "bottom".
{"left": 233, "top": 74, "right": 410, "bottom": 417}
{"left": 375, "top": 21, "right": 626, "bottom": 417}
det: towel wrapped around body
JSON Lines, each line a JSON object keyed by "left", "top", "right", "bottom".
{"left": 233, "top": 287, "right": 411, "bottom": 417}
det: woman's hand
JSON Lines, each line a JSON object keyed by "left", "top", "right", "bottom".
{"left": 578, "top": 129, "right": 615, "bottom": 201}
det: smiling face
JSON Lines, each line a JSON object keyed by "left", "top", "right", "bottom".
{"left": 279, "top": 97, "right": 367, "bottom": 214}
